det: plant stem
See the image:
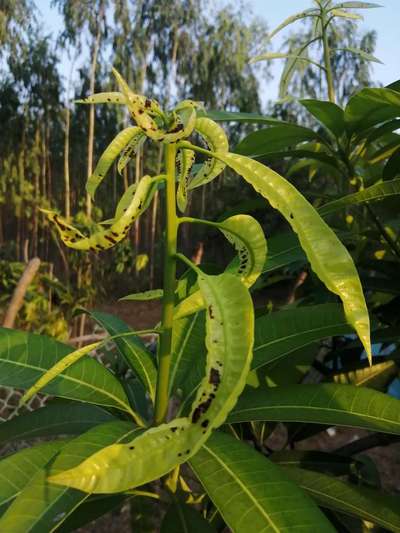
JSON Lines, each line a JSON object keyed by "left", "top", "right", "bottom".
{"left": 154, "top": 143, "right": 178, "bottom": 424}
{"left": 321, "top": 12, "right": 336, "bottom": 103}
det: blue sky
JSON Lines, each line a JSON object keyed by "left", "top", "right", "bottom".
{"left": 36, "top": 0, "right": 399, "bottom": 101}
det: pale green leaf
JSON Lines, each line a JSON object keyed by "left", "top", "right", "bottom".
{"left": 333, "top": 46, "right": 382, "bottom": 63}
{"left": 267, "top": 9, "right": 319, "bottom": 40}
{"left": 330, "top": 8, "right": 363, "bottom": 19}
{"left": 119, "top": 289, "right": 163, "bottom": 301}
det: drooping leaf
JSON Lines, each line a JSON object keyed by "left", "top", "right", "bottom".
{"left": 43, "top": 175, "right": 155, "bottom": 252}
{"left": 0, "top": 402, "right": 116, "bottom": 445}
{"left": 86, "top": 310, "right": 157, "bottom": 402}
{"left": 282, "top": 467, "right": 400, "bottom": 532}
{"left": 250, "top": 52, "right": 324, "bottom": 71}
{"left": 87, "top": 127, "right": 144, "bottom": 199}
{"left": 48, "top": 272, "right": 254, "bottom": 493}
{"left": 0, "top": 327, "right": 131, "bottom": 412}
{"left": 0, "top": 441, "right": 65, "bottom": 513}
{"left": 190, "top": 431, "right": 335, "bottom": 532}
{"left": 188, "top": 118, "right": 229, "bottom": 190}
{"left": 213, "top": 151, "right": 371, "bottom": 361}
{"left": 160, "top": 500, "right": 216, "bottom": 533}
{"left": 333, "top": 46, "right": 382, "bottom": 63}
{"left": 266, "top": 8, "right": 319, "bottom": 40}
{"left": 176, "top": 148, "right": 195, "bottom": 213}
{"left": 0, "top": 421, "right": 140, "bottom": 533}
{"left": 229, "top": 384, "right": 400, "bottom": 434}
{"left": 117, "top": 129, "right": 146, "bottom": 175}
{"left": 253, "top": 304, "right": 351, "bottom": 371}
{"left": 300, "top": 99, "right": 345, "bottom": 137}
{"left": 318, "top": 179, "right": 400, "bottom": 216}
{"left": 119, "top": 289, "right": 164, "bottom": 301}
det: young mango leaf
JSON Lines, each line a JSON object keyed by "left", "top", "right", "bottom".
{"left": 0, "top": 402, "right": 116, "bottom": 445}
{"left": 331, "top": 2, "right": 381, "bottom": 9}
{"left": 43, "top": 174, "right": 155, "bottom": 252}
{"left": 48, "top": 272, "right": 254, "bottom": 493}
{"left": 228, "top": 384, "right": 400, "bottom": 434}
{"left": 161, "top": 499, "right": 216, "bottom": 533}
{"left": 0, "top": 421, "right": 140, "bottom": 533}
{"left": 176, "top": 148, "right": 195, "bottom": 212}
{"left": 117, "top": 130, "right": 146, "bottom": 175}
{"left": 190, "top": 431, "right": 335, "bottom": 533}
{"left": 266, "top": 8, "right": 319, "bottom": 40}
{"left": 18, "top": 341, "right": 101, "bottom": 407}
{"left": 86, "top": 310, "right": 157, "bottom": 403}
{"left": 86, "top": 127, "right": 144, "bottom": 199}
{"left": 199, "top": 109, "right": 290, "bottom": 126}
{"left": 330, "top": 8, "right": 363, "bottom": 19}
{"left": 281, "top": 467, "right": 400, "bottom": 532}
{"left": 75, "top": 92, "right": 125, "bottom": 105}
{"left": 0, "top": 327, "right": 131, "bottom": 413}
{"left": 253, "top": 304, "right": 352, "bottom": 370}
{"left": 188, "top": 118, "right": 229, "bottom": 190}
{"left": 250, "top": 52, "right": 324, "bottom": 71}
{"left": 0, "top": 441, "right": 66, "bottom": 513}
{"left": 300, "top": 99, "right": 346, "bottom": 137}
{"left": 235, "top": 125, "right": 322, "bottom": 157}
{"left": 174, "top": 215, "right": 267, "bottom": 318}
{"left": 212, "top": 151, "right": 371, "bottom": 362}
{"left": 331, "top": 359, "right": 397, "bottom": 390}
{"left": 318, "top": 178, "right": 400, "bottom": 216}
{"left": 119, "top": 289, "right": 163, "bottom": 301}
{"left": 332, "top": 46, "right": 382, "bottom": 63}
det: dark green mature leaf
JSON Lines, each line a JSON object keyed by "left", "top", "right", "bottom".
{"left": 282, "top": 467, "right": 400, "bottom": 532}
{"left": 318, "top": 179, "right": 400, "bottom": 216}
{"left": 300, "top": 99, "right": 345, "bottom": 137}
{"left": 86, "top": 310, "right": 157, "bottom": 401}
{"left": 270, "top": 450, "right": 355, "bottom": 476}
{"left": 383, "top": 147, "right": 400, "bottom": 180}
{"left": 0, "top": 441, "right": 65, "bottom": 513}
{"left": 228, "top": 384, "right": 400, "bottom": 434}
{"left": 190, "top": 432, "right": 335, "bottom": 532}
{"left": 161, "top": 500, "right": 216, "bottom": 533}
{"left": 235, "top": 125, "right": 321, "bottom": 157}
{"left": 0, "top": 421, "right": 140, "bottom": 533}
{"left": 0, "top": 327, "right": 131, "bottom": 412}
{"left": 0, "top": 402, "right": 116, "bottom": 445}
{"left": 56, "top": 494, "right": 128, "bottom": 533}
{"left": 253, "top": 304, "right": 351, "bottom": 370}
{"left": 345, "top": 88, "right": 400, "bottom": 133}
{"left": 263, "top": 232, "right": 306, "bottom": 273}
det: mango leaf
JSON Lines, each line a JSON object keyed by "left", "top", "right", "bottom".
{"left": 300, "top": 99, "right": 345, "bottom": 137}
{"left": 266, "top": 8, "right": 319, "bottom": 40}
{"left": 213, "top": 151, "right": 372, "bottom": 361}
{"left": 270, "top": 450, "right": 356, "bottom": 476}
{"left": 86, "top": 310, "right": 157, "bottom": 402}
{"left": 331, "top": 359, "right": 397, "bottom": 390}
{"left": 263, "top": 231, "right": 306, "bottom": 273}
{"left": 330, "top": 8, "right": 363, "bottom": 19}
{"left": 87, "top": 126, "right": 144, "bottom": 199}
{"left": 161, "top": 500, "right": 216, "bottom": 533}
{"left": 228, "top": 384, "right": 400, "bottom": 434}
{"left": 190, "top": 431, "right": 335, "bottom": 532}
{"left": 201, "top": 110, "right": 290, "bottom": 126}
{"left": 188, "top": 118, "right": 229, "bottom": 190}
{"left": 0, "top": 421, "right": 140, "bottom": 533}
{"left": 19, "top": 341, "right": 101, "bottom": 407}
{"left": 0, "top": 402, "right": 116, "bottom": 445}
{"left": 0, "top": 441, "right": 65, "bottom": 514}
{"left": 345, "top": 87, "right": 400, "bottom": 133}
{"left": 176, "top": 148, "right": 195, "bottom": 212}
{"left": 169, "top": 312, "right": 206, "bottom": 396}
{"left": 250, "top": 52, "right": 324, "bottom": 71}
{"left": 331, "top": 2, "right": 381, "bottom": 8}
{"left": 48, "top": 272, "right": 254, "bottom": 493}
{"left": 119, "top": 289, "right": 163, "bottom": 301}
{"left": 75, "top": 92, "right": 125, "bottom": 105}
{"left": 235, "top": 125, "right": 322, "bottom": 157}
{"left": 253, "top": 304, "right": 351, "bottom": 371}
{"left": 282, "top": 467, "right": 400, "bottom": 532}
{"left": 0, "top": 327, "right": 131, "bottom": 412}
{"left": 383, "top": 147, "right": 400, "bottom": 180}
{"left": 333, "top": 46, "right": 382, "bottom": 63}
{"left": 318, "top": 179, "right": 400, "bottom": 216}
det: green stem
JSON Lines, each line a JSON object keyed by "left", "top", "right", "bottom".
{"left": 321, "top": 13, "right": 336, "bottom": 103}
{"left": 154, "top": 143, "right": 178, "bottom": 424}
